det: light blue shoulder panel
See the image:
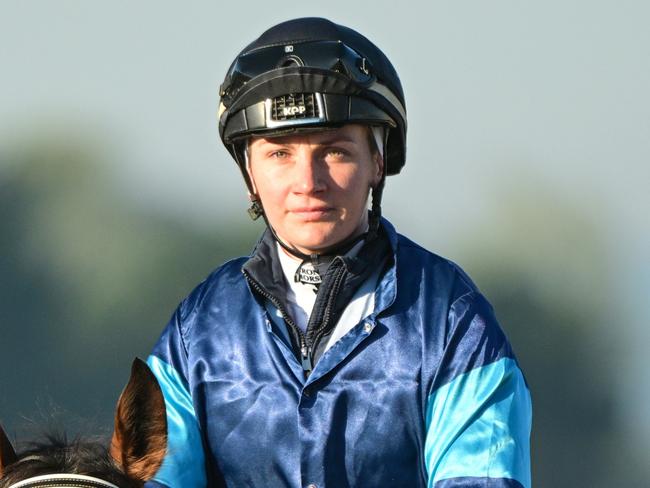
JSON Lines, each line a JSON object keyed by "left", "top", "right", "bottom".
{"left": 147, "top": 355, "right": 207, "bottom": 488}
{"left": 424, "top": 357, "right": 532, "bottom": 488}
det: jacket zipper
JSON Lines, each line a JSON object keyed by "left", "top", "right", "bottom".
{"left": 308, "top": 260, "right": 348, "bottom": 357}
{"left": 242, "top": 269, "right": 313, "bottom": 376}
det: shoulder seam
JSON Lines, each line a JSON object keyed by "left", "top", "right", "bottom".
{"left": 177, "top": 255, "right": 249, "bottom": 345}
{"left": 397, "top": 234, "right": 478, "bottom": 298}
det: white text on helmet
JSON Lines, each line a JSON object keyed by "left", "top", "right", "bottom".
{"left": 282, "top": 106, "right": 306, "bottom": 116}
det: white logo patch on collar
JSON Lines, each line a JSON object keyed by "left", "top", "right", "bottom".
{"left": 295, "top": 263, "right": 322, "bottom": 286}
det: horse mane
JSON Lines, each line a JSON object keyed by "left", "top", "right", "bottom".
{"left": 0, "top": 432, "right": 138, "bottom": 488}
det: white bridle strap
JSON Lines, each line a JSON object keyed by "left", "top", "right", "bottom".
{"left": 7, "top": 473, "right": 121, "bottom": 488}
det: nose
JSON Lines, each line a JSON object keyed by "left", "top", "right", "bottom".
{"left": 292, "top": 148, "right": 326, "bottom": 195}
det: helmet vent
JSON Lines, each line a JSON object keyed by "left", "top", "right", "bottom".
{"left": 278, "top": 55, "right": 303, "bottom": 68}
{"left": 271, "top": 93, "right": 319, "bottom": 121}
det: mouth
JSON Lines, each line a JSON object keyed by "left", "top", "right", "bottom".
{"left": 290, "top": 206, "right": 335, "bottom": 221}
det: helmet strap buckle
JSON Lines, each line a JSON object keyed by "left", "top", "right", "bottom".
{"left": 247, "top": 199, "right": 264, "bottom": 220}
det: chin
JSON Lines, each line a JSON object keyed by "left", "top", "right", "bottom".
{"left": 280, "top": 221, "right": 358, "bottom": 255}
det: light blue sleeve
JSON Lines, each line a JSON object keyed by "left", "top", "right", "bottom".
{"left": 424, "top": 357, "right": 532, "bottom": 488}
{"left": 146, "top": 354, "right": 207, "bottom": 488}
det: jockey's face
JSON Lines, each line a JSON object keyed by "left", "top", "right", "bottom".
{"left": 247, "top": 124, "right": 383, "bottom": 255}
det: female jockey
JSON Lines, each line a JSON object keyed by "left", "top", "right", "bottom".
{"left": 146, "top": 17, "right": 532, "bottom": 488}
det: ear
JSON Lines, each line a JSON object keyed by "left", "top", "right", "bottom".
{"left": 110, "top": 358, "right": 167, "bottom": 482}
{"left": 372, "top": 151, "right": 384, "bottom": 186}
{"left": 0, "top": 423, "right": 18, "bottom": 478}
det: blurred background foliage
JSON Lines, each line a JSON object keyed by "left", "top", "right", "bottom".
{"left": 1, "top": 2, "right": 649, "bottom": 487}
{"left": 0, "top": 134, "right": 261, "bottom": 438}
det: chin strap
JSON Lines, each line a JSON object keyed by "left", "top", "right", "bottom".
{"left": 7, "top": 473, "right": 120, "bottom": 488}
{"left": 230, "top": 142, "right": 264, "bottom": 220}
{"left": 367, "top": 126, "right": 389, "bottom": 240}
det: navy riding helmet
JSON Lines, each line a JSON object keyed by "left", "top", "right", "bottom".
{"left": 218, "top": 17, "right": 407, "bottom": 179}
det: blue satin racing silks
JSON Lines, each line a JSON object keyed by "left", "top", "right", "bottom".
{"left": 148, "top": 219, "right": 532, "bottom": 488}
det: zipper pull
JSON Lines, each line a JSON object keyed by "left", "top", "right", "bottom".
{"left": 301, "top": 344, "right": 312, "bottom": 376}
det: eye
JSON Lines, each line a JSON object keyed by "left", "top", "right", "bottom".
{"left": 324, "top": 147, "right": 349, "bottom": 160}
{"left": 270, "top": 150, "right": 289, "bottom": 159}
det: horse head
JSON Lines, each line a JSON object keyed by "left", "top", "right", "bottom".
{"left": 0, "top": 359, "right": 167, "bottom": 488}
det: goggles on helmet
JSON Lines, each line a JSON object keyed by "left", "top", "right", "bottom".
{"left": 221, "top": 39, "right": 375, "bottom": 106}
